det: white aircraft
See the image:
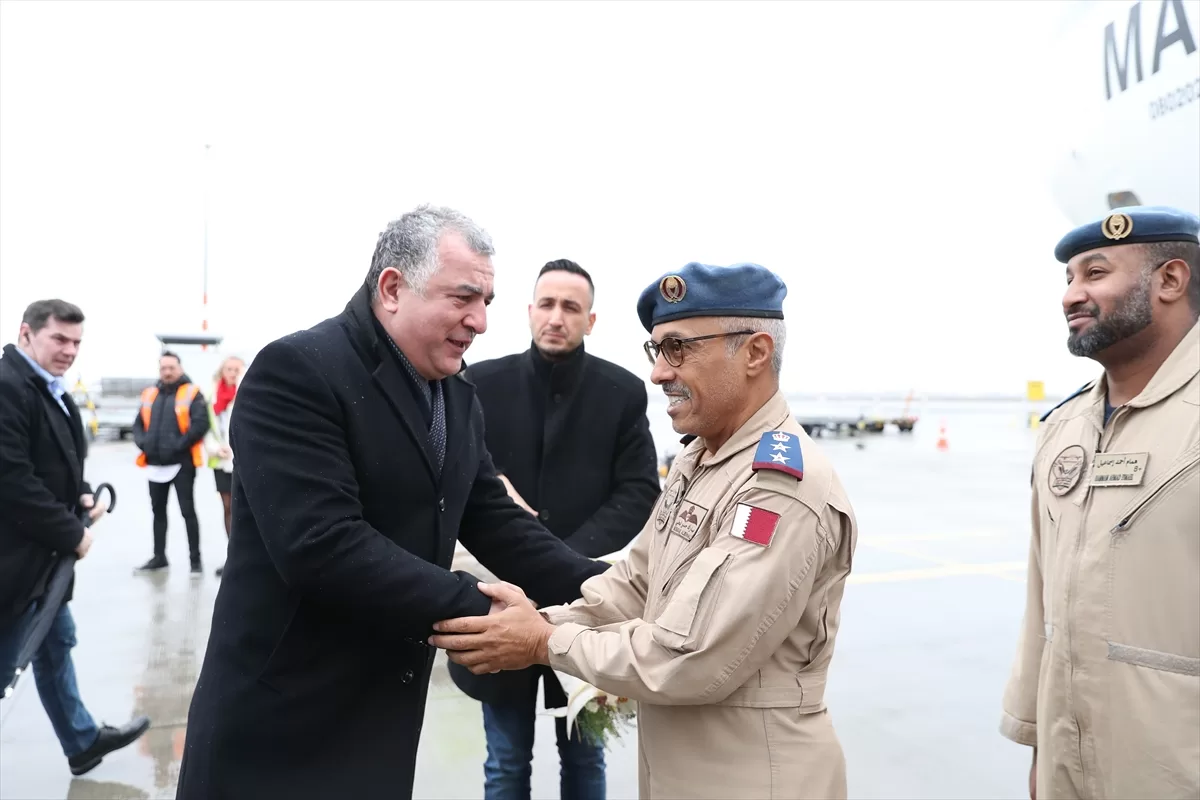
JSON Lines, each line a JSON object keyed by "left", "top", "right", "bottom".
{"left": 1047, "top": 0, "right": 1200, "bottom": 225}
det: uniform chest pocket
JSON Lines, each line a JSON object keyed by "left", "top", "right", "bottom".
{"left": 1110, "top": 449, "right": 1199, "bottom": 537}
{"left": 652, "top": 549, "right": 731, "bottom": 653}
{"left": 1106, "top": 449, "right": 1200, "bottom": 656}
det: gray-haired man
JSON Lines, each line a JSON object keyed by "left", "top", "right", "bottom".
{"left": 177, "top": 205, "right": 609, "bottom": 800}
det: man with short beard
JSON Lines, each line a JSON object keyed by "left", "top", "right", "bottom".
{"left": 1000, "top": 206, "right": 1200, "bottom": 800}
{"left": 431, "top": 261, "right": 860, "bottom": 800}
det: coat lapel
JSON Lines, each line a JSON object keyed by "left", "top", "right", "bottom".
{"left": 441, "top": 371, "right": 475, "bottom": 485}
{"left": 63, "top": 392, "right": 88, "bottom": 459}
{"left": 371, "top": 355, "right": 437, "bottom": 481}
{"left": 31, "top": 375, "right": 83, "bottom": 486}
{"left": 340, "top": 284, "right": 440, "bottom": 482}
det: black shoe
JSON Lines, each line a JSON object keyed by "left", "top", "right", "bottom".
{"left": 135, "top": 556, "right": 168, "bottom": 572}
{"left": 68, "top": 716, "right": 151, "bottom": 776}
{"left": 190, "top": 560, "right": 202, "bottom": 574}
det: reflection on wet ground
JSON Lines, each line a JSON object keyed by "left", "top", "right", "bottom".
{"left": 131, "top": 571, "right": 203, "bottom": 793}
{"left": 1, "top": 441, "right": 217, "bottom": 799}
{"left": 4, "top": 413, "right": 1037, "bottom": 797}
{"left": 64, "top": 779, "right": 149, "bottom": 800}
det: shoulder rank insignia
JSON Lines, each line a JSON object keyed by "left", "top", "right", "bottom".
{"left": 751, "top": 431, "right": 803, "bottom": 480}
{"left": 1039, "top": 381, "right": 1094, "bottom": 423}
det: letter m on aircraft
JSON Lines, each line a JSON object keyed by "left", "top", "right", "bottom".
{"left": 1105, "top": 1, "right": 1198, "bottom": 100}
{"left": 1105, "top": 2, "right": 1144, "bottom": 100}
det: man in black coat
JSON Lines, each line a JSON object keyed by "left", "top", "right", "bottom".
{"left": 176, "top": 206, "right": 612, "bottom": 800}
{"left": 448, "top": 259, "right": 660, "bottom": 799}
{"left": 0, "top": 299, "right": 151, "bottom": 776}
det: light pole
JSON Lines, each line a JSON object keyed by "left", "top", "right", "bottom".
{"left": 202, "top": 143, "right": 210, "bottom": 349}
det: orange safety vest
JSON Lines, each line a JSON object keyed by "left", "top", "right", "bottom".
{"left": 135, "top": 384, "right": 204, "bottom": 468}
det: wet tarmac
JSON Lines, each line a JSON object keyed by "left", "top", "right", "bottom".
{"left": 2, "top": 403, "right": 1039, "bottom": 799}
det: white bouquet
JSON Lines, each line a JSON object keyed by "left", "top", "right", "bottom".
{"left": 541, "top": 671, "right": 636, "bottom": 750}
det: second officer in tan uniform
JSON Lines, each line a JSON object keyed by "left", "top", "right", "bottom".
{"left": 1001, "top": 206, "right": 1200, "bottom": 800}
{"left": 432, "top": 261, "right": 860, "bottom": 800}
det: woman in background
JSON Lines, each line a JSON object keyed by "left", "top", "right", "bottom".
{"left": 205, "top": 355, "right": 244, "bottom": 578}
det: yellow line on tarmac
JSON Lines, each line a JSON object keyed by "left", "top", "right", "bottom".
{"left": 849, "top": 561, "right": 1027, "bottom": 584}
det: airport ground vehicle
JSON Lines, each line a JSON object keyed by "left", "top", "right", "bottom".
{"left": 73, "top": 334, "right": 225, "bottom": 440}
{"left": 72, "top": 377, "right": 155, "bottom": 440}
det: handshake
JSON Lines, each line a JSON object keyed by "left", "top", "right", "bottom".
{"left": 429, "top": 581, "right": 556, "bottom": 675}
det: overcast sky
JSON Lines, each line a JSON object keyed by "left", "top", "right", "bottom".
{"left": 1, "top": 0, "right": 1109, "bottom": 397}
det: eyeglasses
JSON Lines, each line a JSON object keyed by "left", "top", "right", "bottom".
{"left": 643, "top": 331, "right": 755, "bottom": 367}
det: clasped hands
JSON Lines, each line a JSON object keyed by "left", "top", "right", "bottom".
{"left": 429, "top": 581, "right": 556, "bottom": 675}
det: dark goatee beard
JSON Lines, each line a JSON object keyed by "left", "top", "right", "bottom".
{"left": 1067, "top": 274, "right": 1153, "bottom": 358}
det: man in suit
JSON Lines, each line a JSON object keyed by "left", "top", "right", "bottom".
{"left": 0, "top": 299, "right": 151, "bottom": 776}
{"left": 177, "top": 205, "right": 612, "bottom": 800}
{"left": 449, "top": 258, "right": 660, "bottom": 799}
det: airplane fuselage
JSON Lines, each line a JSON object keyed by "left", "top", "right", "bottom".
{"left": 1049, "top": 0, "right": 1200, "bottom": 224}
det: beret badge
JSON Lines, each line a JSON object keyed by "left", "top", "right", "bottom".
{"left": 1101, "top": 213, "right": 1133, "bottom": 241}
{"left": 659, "top": 275, "right": 687, "bottom": 304}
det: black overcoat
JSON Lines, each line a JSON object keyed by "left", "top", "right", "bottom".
{"left": 176, "top": 287, "right": 609, "bottom": 800}
{"left": 0, "top": 344, "right": 91, "bottom": 629}
{"left": 449, "top": 343, "right": 660, "bottom": 706}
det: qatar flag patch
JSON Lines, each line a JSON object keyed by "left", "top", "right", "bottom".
{"left": 728, "top": 503, "right": 781, "bottom": 547}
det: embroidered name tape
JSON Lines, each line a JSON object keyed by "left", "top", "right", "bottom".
{"left": 729, "top": 503, "right": 781, "bottom": 547}
{"left": 1089, "top": 452, "right": 1149, "bottom": 487}
{"left": 751, "top": 430, "right": 804, "bottom": 480}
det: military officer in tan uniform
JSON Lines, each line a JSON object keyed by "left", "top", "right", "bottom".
{"left": 432, "top": 261, "right": 859, "bottom": 800}
{"left": 1001, "top": 206, "right": 1200, "bottom": 800}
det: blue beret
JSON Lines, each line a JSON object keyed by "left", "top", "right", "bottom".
{"left": 1054, "top": 205, "right": 1200, "bottom": 263}
{"left": 637, "top": 262, "right": 787, "bottom": 333}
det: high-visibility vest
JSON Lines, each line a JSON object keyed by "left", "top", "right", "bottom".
{"left": 135, "top": 383, "right": 204, "bottom": 468}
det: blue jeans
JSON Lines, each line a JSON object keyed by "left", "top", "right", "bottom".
{"left": 0, "top": 602, "right": 100, "bottom": 758}
{"left": 482, "top": 698, "right": 606, "bottom": 800}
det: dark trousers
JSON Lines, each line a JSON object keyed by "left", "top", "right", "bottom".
{"left": 481, "top": 699, "right": 605, "bottom": 800}
{"left": 0, "top": 602, "right": 100, "bottom": 758}
{"left": 148, "top": 462, "right": 200, "bottom": 562}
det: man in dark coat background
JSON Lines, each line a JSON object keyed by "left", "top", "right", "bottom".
{"left": 0, "top": 299, "right": 151, "bottom": 776}
{"left": 449, "top": 259, "right": 660, "bottom": 799}
{"left": 176, "top": 206, "right": 611, "bottom": 800}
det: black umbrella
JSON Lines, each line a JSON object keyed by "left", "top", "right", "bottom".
{"left": 3, "top": 483, "right": 116, "bottom": 699}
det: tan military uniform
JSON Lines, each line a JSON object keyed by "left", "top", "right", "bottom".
{"left": 1002, "top": 321, "right": 1200, "bottom": 799}
{"left": 541, "top": 390, "right": 858, "bottom": 800}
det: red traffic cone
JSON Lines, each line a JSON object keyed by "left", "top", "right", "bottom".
{"left": 936, "top": 422, "right": 949, "bottom": 451}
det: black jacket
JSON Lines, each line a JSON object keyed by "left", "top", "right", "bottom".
{"left": 0, "top": 344, "right": 91, "bottom": 629}
{"left": 131, "top": 374, "right": 209, "bottom": 466}
{"left": 176, "top": 286, "right": 610, "bottom": 800}
{"left": 449, "top": 342, "right": 661, "bottom": 706}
